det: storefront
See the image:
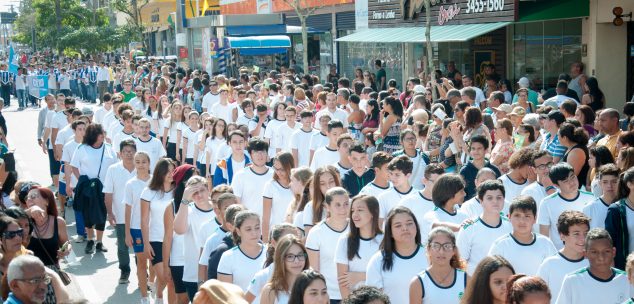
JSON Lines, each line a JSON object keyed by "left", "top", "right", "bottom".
{"left": 337, "top": 0, "right": 588, "bottom": 91}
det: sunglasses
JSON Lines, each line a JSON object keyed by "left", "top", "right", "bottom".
{"left": 3, "top": 228, "right": 24, "bottom": 239}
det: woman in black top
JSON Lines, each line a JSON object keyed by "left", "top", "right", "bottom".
{"left": 559, "top": 122, "right": 590, "bottom": 188}
{"left": 25, "top": 187, "right": 71, "bottom": 267}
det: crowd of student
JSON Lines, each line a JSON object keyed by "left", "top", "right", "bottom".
{"left": 0, "top": 55, "right": 633, "bottom": 304}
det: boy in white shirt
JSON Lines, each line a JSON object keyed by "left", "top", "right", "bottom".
{"left": 231, "top": 137, "right": 273, "bottom": 217}
{"left": 112, "top": 110, "right": 135, "bottom": 154}
{"left": 537, "top": 210, "right": 590, "bottom": 303}
{"left": 538, "top": 163, "right": 595, "bottom": 249}
{"left": 399, "top": 164, "right": 444, "bottom": 226}
{"left": 309, "top": 115, "right": 331, "bottom": 164}
{"left": 489, "top": 195, "right": 557, "bottom": 276}
{"left": 210, "top": 88, "right": 235, "bottom": 123}
{"left": 421, "top": 174, "right": 468, "bottom": 237}
{"left": 457, "top": 180, "right": 512, "bottom": 274}
{"left": 377, "top": 155, "right": 416, "bottom": 226}
{"left": 310, "top": 120, "right": 344, "bottom": 171}
{"left": 461, "top": 168, "right": 511, "bottom": 219}
{"left": 521, "top": 150, "right": 558, "bottom": 210}
{"left": 497, "top": 147, "right": 532, "bottom": 202}
{"left": 133, "top": 118, "right": 166, "bottom": 173}
{"left": 583, "top": 164, "right": 620, "bottom": 229}
{"left": 335, "top": 134, "right": 354, "bottom": 176}
{"left": 290, "top": 110, "right": 316, "bottom": 167}
{"left": 359, "top": 151, "right": 393, "bottom": 198}
{"left": 556, "top": 228, "right": 629, "bottom": 304}
{"left": 275, "top": 106, "right": 299, "bottom": 153}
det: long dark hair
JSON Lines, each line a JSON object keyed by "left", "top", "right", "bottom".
{"left": 589, "top": 146, "right": 615, "bottom": 169}
{"left": 618, "top": 167, "right": 634, "bottom": 200}
{"left": 461, "top": 255, "right": 515, "bottom": 304}
{"left": 288, "top": 270, "right": 327, "bottom": 304}
{"left": 148, "top": 158, "right": 175, "bottom": 192}
{"left": 346, "top": 195, "right": 382, "bottom": 260}
{"left": 380, "top": 206, "right": 421, "bottom": 271}
{"left": 365, "top": 99, "right": 380, "bottom": 123}
{"left": 311, "top": 166, "right": 341, "bottom": 225}
{"left": 172, "top": 166, "right": 198, "bottom": 213}
{"left": 384, "top": 96, "right": 404, "bottom": 117}
{"left": 586, "top": 77, "right": 604, "bottom": 109}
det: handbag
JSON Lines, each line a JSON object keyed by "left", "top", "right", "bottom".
{"left": 33, "top": 221, "right": 72, "bottom": 286}
{"left": 2, "top": 151, "right": 15, "bottom": 172}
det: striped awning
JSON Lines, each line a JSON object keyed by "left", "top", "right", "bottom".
{"left": 336, "top": 22, "right": 510, "bottom": 43}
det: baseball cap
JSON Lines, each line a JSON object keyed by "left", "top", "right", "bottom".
{"left": 522, "top": 113, "right": 540, "bottom": 129}
{"left": 492, "top": 104, "right": 513, "bottom": 114}
{"left": 517, "top": 77, "right": 530, "bottom": 88}
{"left": 547, "top": 110, "right": 566, "bottom": 125}
{"left": 509, "top": 107, "right": 526, "bottom": 117}
{"left": 413, "top": 85, "right": 426, "bottom": 94}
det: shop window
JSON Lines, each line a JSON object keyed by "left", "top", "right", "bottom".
{"left": 511, "top": 19, "right": 582, "bottom": 92}
{"left": 341, "top": 42, "right": 403, "bottom": 87}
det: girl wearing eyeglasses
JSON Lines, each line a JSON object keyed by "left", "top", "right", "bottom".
{"left": 305, "top": 187, "right": 350, "bottom": 303}
{"left": 260, "top": 234, "right": 310, "bottom": 304}
{"left": 409, "top": 227, "right": 467, "bottom": 304}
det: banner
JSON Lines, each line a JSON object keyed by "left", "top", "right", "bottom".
{"left": 27, "top": 75, "right": 49, "bottom": 98}
{"left": 8, "top": 44, "right": 18, "bottom": 75}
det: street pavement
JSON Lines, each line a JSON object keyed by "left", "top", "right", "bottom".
{"left": 5, "top": 99, "right": 145, "bottom": 303}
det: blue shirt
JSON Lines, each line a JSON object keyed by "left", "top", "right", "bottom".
{"left": 4, "top": 292, "right": 24, "bottom": 304}
{"left": 541, "top": 133, "right": 566, "bottom": 159}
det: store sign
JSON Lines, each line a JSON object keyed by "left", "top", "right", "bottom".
{"left": 368, "top": 0, "right": 516, "bottom": 27}
{"left": 356, "top": 0, "right": 369, "bottom": 29}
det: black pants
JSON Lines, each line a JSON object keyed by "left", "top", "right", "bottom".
{"left": 0, "top": 84, "right": 10, "bottom": 106}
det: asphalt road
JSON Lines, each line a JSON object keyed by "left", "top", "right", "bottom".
{"left": 5, "top": 99, "right": 144, "bottom": 303}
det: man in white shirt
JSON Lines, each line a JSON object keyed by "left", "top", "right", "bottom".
{"left": 96, "top": 62, "right": 110, "bottom": 102}
{"left": 231, "top": 138, "right": 273, "bottom": 217}
{"left": 211, "top": 88, "right": 236, "bottom": 122}
{"left": 276, "top": 106, "right": 299, "bottom": 153}
{"left": 202, "top": 80, "right": 220, "bottom": 112}
{"left": 314, "top": 92, "right": 348, "bottom": 130}
{"left": 93, "top": 93, "right": 113, "bottom": 126}
{"left": 134, "top": 118, "right": 166, "bottom": 173}
{"left": 544, "top": 80, "right": 579, "bottom": 108}
{"left": 103, "top": 139, "right": 137, "bottom": 284}
{"left": 310, "top": 120, "right": 344, "bottom": 171}
{"left": 521, "top": 150, "right": 557, "bottom": 213}
{"left": 462, "top": 76, "right": 486, "bottom": 105}
{"left": 290, "top": 110, "right": 316, "bottom": 167}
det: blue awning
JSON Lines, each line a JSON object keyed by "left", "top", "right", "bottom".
{"left": 239, "top": 48, "right": 287, "bottom": 56}
{"left": 226, "top": 35, "right": 291, "bottom": 49}
{"left": 226, "top": 24, "right": 324, "bottom": 36}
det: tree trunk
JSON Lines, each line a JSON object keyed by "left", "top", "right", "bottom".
{"left": 55, "top": 0, "right": 61, "bottom": 53}
{"left": 301, "top": 16, "right": 309, "bottom": 74}
{"left": 424, "top": 0, "right": 436, "bottom": 99}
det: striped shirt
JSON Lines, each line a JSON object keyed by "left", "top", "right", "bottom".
{"left": 540, "top": 132, "right": 566, "bottom": 159}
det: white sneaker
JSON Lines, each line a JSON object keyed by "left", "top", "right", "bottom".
{"left": 73, "top": 235, "right": 85, "bottom": 243}
{"left": 140, "top": 297, "right": 150, "bottom": 304}
{"left": 154, "top": 298, "right": 163, "bottom": 304}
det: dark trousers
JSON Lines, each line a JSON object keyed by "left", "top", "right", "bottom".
{"left": 0, "top": 84, "right": 10, "bottom": 106}
{"left": 115, "top": 224, "right": 131, "bottom": 273}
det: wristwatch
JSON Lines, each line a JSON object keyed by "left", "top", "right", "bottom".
{"left": 180, "top": 199, "right": 191, "bottom": 205}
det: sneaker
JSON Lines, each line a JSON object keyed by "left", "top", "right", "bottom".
{"left": 140, "top": 298, "right": 150, "bottom": 304}
{"left": 96, "top": 242, "right": 108, "bottom": 252}
{"left": 154, "top": 298, "right": 163, "bottom": 304}
{"left": 85, "top": 240, "right": 95, "bottom": 254}
{"left": 119, "top": 271, "right": 130, "bottom": 284}
{"left": 73, "top": 235, "right": 85, "bottom": 243}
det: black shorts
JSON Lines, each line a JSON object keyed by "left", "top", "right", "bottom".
{"left": 149, "top": 242, "right": 163, "bottom": 265}
{"left": 48, "top": 149, "right": 60, "bottom": 175}
{"left": 169, "top": 265, "right": 186, "bottom": 294}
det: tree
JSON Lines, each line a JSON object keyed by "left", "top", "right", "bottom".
{"left": 424, "top": 0, "right": 437, "bottom": 99}
{"left": 112, "top": 0, "right": 150, "bottom": 50}
{"left": 282, "top": 0, "right": 323, "bottom": 74}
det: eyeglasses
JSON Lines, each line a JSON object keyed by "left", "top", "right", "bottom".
{"left": 17, "top": 275, "right": 51, "bottom": 285}
{"left": 363, "top": 74, "right": 370, "bottom": 77}
{"left": 402, "top": 137, "right": 417, "bottom": 143}
{"left": 26, "top": 192, "right": 41, "bottom": 200}
{"left": 429, "top": 242, "right": 455, "bottom": 252}
{"left": 2, "top": 228, "right": 23, "bottom": 239}
{"left": 285, "top": 253, "right": 307, "bottom": 262}
{"left": 534, "top": 162, "right": 554, "bottom": 170}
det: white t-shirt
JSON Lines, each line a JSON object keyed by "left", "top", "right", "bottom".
{"left": 366, "top": 245, "right": 429, "bottom": 304}
{"left": 182, "top": 203, "right": 215, "bottom": 283}
{"left": 199, "top": 226, "right": 229, "bottom": 266}
{"left": 460, "top": 197, "right": 511, "bottom": 219}
{"left": 306, "top": 221, "right": 350, "bottom": 300}
{"left": 112, "top": 130, "right": 135, "bottom": 153}
{"left": 521, "top": 182, "right": 548, "bottom": 210}
{"left": 70, "top": 143, "right": 118, "bottom": 183}
{"left": 359, "top": 182, "right": 392, "bottom": 198}
{"left": 134, "top": 136, "right": 166, "bottom": 174}
{"left": 231, "top": 167, "right": 274, "bottom": 217}
{"left": 417, "top": 269, "right": 467, "bottom": 304}
{"left": 246, "top": 264, "right": 273, "bottom": 304}
{"left": 101, "top": 112, "right": 116, "bottom": 135}
{"left": 275, "top": 123, "right": 300, "bottom": 152}
{"left": 309, "top": 131, "right": 329, "bottom": 154}
{"left": 397, "top": 150, "right": 426, "bottom": 190}
{"left": 264, "top": 119, "right": 285, "bottom": 157}
{"left": 182, "top": 128, "right": 201, "bottom": 159}
{"left": 457, "top": 216, "right": 513, "bottom": 274}
{"left": 489, "top": 233, "right": 557, "bottom": 276}
{"left": 399, "top": 191, "right": 435, "bottom": 227}
{"left": 198, "top": 217, "right": 222, "bottom": 250}
{"left": 537, "top": 253, "right": 589, "bottom": 303}
{"left": 202, "top": 91, "right": 220, "bottom": 112}
{"left": 93, "top": 106, "right": 112, "bottom": 126}
{"left": 377, "top": 187, "right": 416, "bottom": 220}
{"left": 302, "top": 201, "right": 327, "bottom": 228}
{"left": 61, "top": 140, "right": 81, "bottom": 187}
{"left": 310, "top": 147, "right": 340, "bottom": 171}
{"left": 124, "top": 176, "right": 150, "bottom": 230}
{"left": 206, "top": 137, "right": 230, "bottom": 174}
{"left": 51, "top": 111, "right": 68, "bottom": 130}
{"left": 236, "top": 114, "right": 253, "bottom": 127}
{"left": 107, "top": 122, "right": 124, "bottom": 143}
{"left": 217, "top": 245, "right": 266, "bottom": 290}
{"left": 556, "top": 267, "right": 628, "bottom": 304}
{"left": 262, "top": 180, "right": 294, "bottom": 227}
{"left": 334, "top": 233, "right": 384, "bottom": 289}
{"left": 290, "top": 128, "right": 316, "bottom": 167}
{"left": 498, "top": 174, "right": 528, "bottom": 202}
{"left": 102, "top": 162, "right": 136, "bottom": 225}
{"left": 139, "top": 188, "right": 174, "bottom": 242}
{"left": 582, "top": 198, "right": 611, "bottom": 229}
{"left": 537, "top": 191, "right": 595, "bottom": 249}
{"left": 421, "top": 207, "right": 469, "bottom": 240}
{"left": 162, "top": 120, "right": 183, "bottom": 143}
{"left": 211, "top": 102, "right": 235, "bottom": 123}
{"left": 314, "top": 108, "right": 349, "bottom": 130}
{"left": 44, "top": 110, "right": 57, "bottom": 149}
{"left": 54, "top": 125, "right": 73, "bottom": 146}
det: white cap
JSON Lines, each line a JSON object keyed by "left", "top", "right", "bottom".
{"left": 413, "top": 85, "right": 426, "bottom": 94}
{"left": 517, "top": 77, "right": 530, "bottom": 88}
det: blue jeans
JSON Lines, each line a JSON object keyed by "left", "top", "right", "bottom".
{"left": 70, "top": 80, "right": 79, "bottom": 97}
{"left": 87, "top": 82, "right": 97, "bottom": 102}
{"left": 16, "top": 89, "right": 26, "bottom": 108}
{"left": 80, "top": 83, "right": 88, "bottom": 100}
{"left": 75, "top": 210, "right": 86, "bottom": 238}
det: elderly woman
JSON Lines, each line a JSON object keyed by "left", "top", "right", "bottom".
{"left": 491, "top": 118, "right": 515, "bottom": 174}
